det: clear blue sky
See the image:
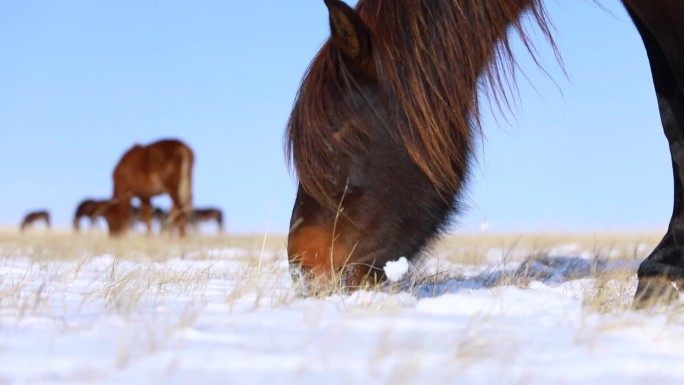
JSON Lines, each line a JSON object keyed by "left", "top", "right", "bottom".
{"left": 0, "top": 1, "right": 672, "bottom": 234}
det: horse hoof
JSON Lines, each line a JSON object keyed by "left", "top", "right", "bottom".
{"left": 633, "top": 277, "right": 679, "bottom": 309}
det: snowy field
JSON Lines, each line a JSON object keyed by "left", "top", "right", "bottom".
{"left": 1, "top": 230, "right": 684, "bottom": 385}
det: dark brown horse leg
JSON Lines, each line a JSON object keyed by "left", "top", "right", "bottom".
{"left": 73, "top": 215, "right": 81, "bottom": 232}
{"left": 625, "top": 2, "right": 684, "bottom": 306}
{"left": 216, "top": 213, "right": 224, "bottom": 233}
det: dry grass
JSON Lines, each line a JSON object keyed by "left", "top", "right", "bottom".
{"left": 0, "top": 228, "right": 671, "bottom": 315}
{"left": 409, "top": 230, "right": 668, "bottom": 315}
{"left": 578, "top": 263, "right": 640, "bottom": 313}
{"left": 2, "top": 228, "right": 682, "bottom": 384}
{"left": 0, "top": 228, "right": 293, "bottom": 329}
{"left": 432, "top": 231, "right": 662, "bottom": 265}
{"left": 0, "top": 228, "right": 287, "bottom": 262}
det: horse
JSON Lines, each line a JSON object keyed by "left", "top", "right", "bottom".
{"left": 73, "top": 199, "right": 110, "bottom": 231}
{"left": 131, "top": 205, "right": 169, "bottom": 232}
{"left": 20, "top": 210, "right": 50, "bottom": 232}
{"left": 102, "top": 139, "right": 194, "bottom": 237}
{"left": 285, "top": 0, "right": 684, "bottom": 305}
{"left": 188, "top": 207, "right": 224, "bottom": 233}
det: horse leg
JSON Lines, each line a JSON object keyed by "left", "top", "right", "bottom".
{"left": 166, "top": 206, "right": 179, "bottom": 235}
{"left": 625, "top": 2, "right": 684, "bottom": 307}
{"left": 172, "top": 198, "right": 188, "bottom": 237}
{"left": 139, "top": 198, "right": 154, "bottom": 236}
{"left": 216, "top": 212, "right": 224, "bottom": 233}
{"left": 166, "top": 196, "right": 188, "bottom": 237}
{"left": 73, "top": 215, "right": 81, "bottom": 232}
{"left": 158, "top": 211, "right": 170, "bottom": 233}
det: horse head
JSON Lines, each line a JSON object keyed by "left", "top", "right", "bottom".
{"left": 286, "top": 0, "right": 472, "bottom": 292}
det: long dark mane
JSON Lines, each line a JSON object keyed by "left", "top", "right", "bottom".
{"left": 286, "top": 0, "right": 556, "bottom": 206}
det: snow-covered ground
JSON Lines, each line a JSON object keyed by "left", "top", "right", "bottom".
{"left": 1, "top": 239, "right": 684, "bottom": 385}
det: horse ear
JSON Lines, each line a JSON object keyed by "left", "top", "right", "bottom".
{"left": 324, "top": 0, "right": 371, "bottom": 67}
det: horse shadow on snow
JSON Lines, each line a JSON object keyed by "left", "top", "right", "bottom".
{"left": 407, "top": 255, "right": 641, "bottom": 299}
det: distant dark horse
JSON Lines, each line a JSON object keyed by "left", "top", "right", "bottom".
{"left": 286, "top": 0, "right": 684, "bottom": 304}
{"left": 103, "top": 139, "right": 194, "bottom": 237}
{"left": 73, "top": 199, "right": 109, "bottom": 231}
{"left": 20, "top": 210, "right": 50, "bottom": 232}
{"left": 188, "top": 207, "right": 224, "bottom": 233}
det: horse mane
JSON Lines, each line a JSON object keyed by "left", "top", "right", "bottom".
{"left": 286, "top": 0, "right": 556, "bottom": 206}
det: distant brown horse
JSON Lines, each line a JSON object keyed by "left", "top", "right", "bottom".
{"left": 131, "top": 205, "right": 169, "bottom": 232}
{"left": 103, "top": 139, "right": 194, "bottom": 237}
{"left": 188, "top": 207, "right": 224, "bottom": 233}
{"left": 286, "top": 0, "right": 684, "bottom": 303}
{"left": 20, "top": 210, "right": 50, "bottom": 232}
{"left": 73, "top": 199, "right": 109, "bottom": 231}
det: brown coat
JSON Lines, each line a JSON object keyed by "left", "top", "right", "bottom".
{"left": 188, "top": 207, "right": 224, "bottom": 232}
{"left": 20, "top": 210, "right": 50, "bottom": 232}
{"left": 73, "top": 199, "right": 109, "bottom": 231}
{"left": 103, "top": 139, "right": 194, "bottom": 236}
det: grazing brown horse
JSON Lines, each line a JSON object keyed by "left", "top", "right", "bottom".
{"left": 286, "top": 0, "right": 684, "bottom": 304}
{"left": 103, "top": 139, "right": 194, "bottom": 237}
{"left": 20, "top": 210, "right": 50, "bottom": 232}
{"left": 73, "top": 199, "right": 110, "bottom": 231}
{"left": 188, "top": 207, "right": 224, "bottom": 233}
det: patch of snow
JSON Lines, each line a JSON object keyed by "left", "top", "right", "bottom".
{"left": 484, "top": 247, "right": 533, "bottom": 264}
{"left": 1, "top": 244, "right": 683, "bottom": 384}
{"left": 383, "top": 257, "right": 409, "bottom": 282}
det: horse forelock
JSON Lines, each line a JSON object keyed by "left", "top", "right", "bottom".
{"left": 286, "top": 42, "right": 375, "bottom": 207}
{"left": 287, "top": 0, "right": 555, "bottom": 206}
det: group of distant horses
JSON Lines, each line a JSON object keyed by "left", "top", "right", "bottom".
{"left": 71, "top": 199, "right": 223, "bottom": 233}
{"left": 20, "top": 139, "right": 223, "bottom": 236}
